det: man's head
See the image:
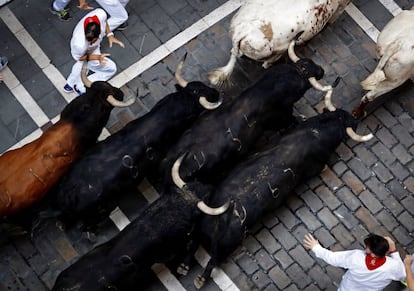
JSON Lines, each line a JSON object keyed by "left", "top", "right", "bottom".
{"left": 364, "top": 234, "right": 389, "bottom": 257}
{"left": 83, "top": 15, "right": 101, "bottom": 44}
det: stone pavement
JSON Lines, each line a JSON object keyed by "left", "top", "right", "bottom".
{"left": 0, "top": 0, "right": 413, "bottom": 290}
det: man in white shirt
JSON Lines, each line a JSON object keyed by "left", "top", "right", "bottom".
{"left": 64, "top": 8, "right": 124, "bottom": 95}
{"left": 303, "top": 233, "right": 406, "bottom": 291}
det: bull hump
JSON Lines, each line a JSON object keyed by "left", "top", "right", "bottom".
{"left": 260, "top": 22, "right": 273, "bottom": 42}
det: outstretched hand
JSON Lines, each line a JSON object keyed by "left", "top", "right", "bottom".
{"left": 77, "top": 0, "right": 93, "bottom": 10}
{"left": 404, "top": 254, "right": 413, "bottom": 267}
{"left": 98, "top": 53, "right": 111, "bottom": 66}
{"left": 108, "top": 36, "right": 125, "bottom": 49}
{"left": 303, "top": 233, "right": 319, "bottom": 250}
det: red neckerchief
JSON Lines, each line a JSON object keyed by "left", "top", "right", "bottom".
{"left": 365, "top": 254, "right": 386, "bottom": 270}
{"left": 83, "top": 15, "right": 100, "bottom": 29}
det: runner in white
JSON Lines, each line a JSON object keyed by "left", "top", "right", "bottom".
{"left": 65, "top": 8, "right": 124, "bottom": 94}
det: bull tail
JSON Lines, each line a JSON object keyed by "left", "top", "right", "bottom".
{"left": 361, "top": 41, "right": 401, "bottom": 90}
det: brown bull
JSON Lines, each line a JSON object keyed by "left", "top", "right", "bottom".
{"left": 0, "top": 62, "right": 135, "bottom": 217}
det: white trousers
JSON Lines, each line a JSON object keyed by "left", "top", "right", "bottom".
{"left": 52, "top": 0, "right": 129, "bottom": 31}
{"left": 66, "top": 57, "right": 116, "bottom": 94}
{"left": 96, "top": 0, "right": 129, "bottom": 31}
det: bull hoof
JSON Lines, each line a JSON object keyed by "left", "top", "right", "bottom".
{"left": 208, "top": 69, "right": 227, "bottom": 87}
{"left": 352, "top": 107, "right": 367, "bottom": 119}
{"left": 177, "top": 263, "right": 189, "bottom": 276}
{"left": 194, "top": 275, "right": 206, "bottom": 289}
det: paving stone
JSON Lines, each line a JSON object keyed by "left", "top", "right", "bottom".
{"left": 392, "top": 226, "right": 414, "bottom": 247}
{"left": 333, "top": 205, "right": 360, "bottom": 230}
{"left": 331, "top": 160, "right": 348, "bottom": 176}
{"left": 273, "top": 249, "right": 294, "bottom": 270}
{"left": 365, "top": 176, "right": 393, "bottom": 200}
{"left": 391, "top": 124, "right": 414, "bottom": 147}
{"left": 274, "top": 207, "right": 299, "bottom": 230}
{"left": 341, "top": 170, "right": 366, "bottom": 194}
{"left": 383, "top": 195, "right": 404, "bottom": 217}
{"left": 334, "top": 143, "right": 354, "bottom": 161}
{"left": 271, "top": 224, "right": 298, "bottom": 251}
{"left": 314, "top": 185, "right": 341, "bottom": 210}
{"left": 236, "top": 252, "right": 260, "bottom": 275}
{"left": 295, "top": 207, "right": 322, "bottom": 231}
{"left": 285, "top": 263, "right": 311, "bottom": 290}
{"left": 255, "top": 249, "right": 276, "bottom": 271}
{"left": 301, "top": 190, "right": 323, "bottom": 213}
{"left": 308, "top": 264, "right": 332, "bottom": 290}
{"left": 359, "top": 190, "right": 383, "bottom": 214}
{"left": 335, "top": 187, "right": 361, "bottom": 211}
{"left": 331, "top": 224, "right": 355, "bottom": 248}
{"left": 320, "top": 167, "right": 343, "bottom": 191}
{"left": 372, "top": 161, "right": 394, "bottom": 183}
{"left": 316, "top": 208, "right": 339, "bottom": 230}
{"left": 397, "top": 211, "right": 414, "bottom": 233}
{"left": 255, "top": 229, "right": 281, "bottom": 254}
{"left": 392, "top": 143, "right": 413, "bottom": 165}
{"left": 289, "top": 245, "right": 314, "bottom": 271}
{"left": 353, "top": 145, "right": 377, "bottom": 167}
{"left": 401, "top": 195, "right": 414, "bottom": 216}
{"left": 268, "top": 265, "right": 291, "bottom": 290}
{"left": 251, "top": 269, "right": 272, "bottom": 290}
{"left": 376, "top": 209, "right": 399, "bottom": 230}
{"left": 404, "top": 176, "right": 414, "bottom": 194}
{"left": 387, "top": 178, "right": 410, "bottom": 200}
{"left": 356, "top": 207, "right": 380, "bottom": 230}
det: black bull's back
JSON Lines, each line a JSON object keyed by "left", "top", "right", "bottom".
{"left": 162, "top": 59, "right": 325, "bottom": 186}
{"left": 52, "top": 184, "right": 211, "bottom": 291}
{"left": 196, "top": 109, "right": 359, "bottom": 278}
{"left": 52, "top": 82, "right": 220, "bottom": 227}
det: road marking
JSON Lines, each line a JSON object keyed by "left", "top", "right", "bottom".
{"left": 345, "top": 3, "right": 380, "bottom": 42}
{"left": 378, "top": 0, "right": 402, "bottom": 16}
{"left": 0, "top": 66, "right": 49, "bottom": 127}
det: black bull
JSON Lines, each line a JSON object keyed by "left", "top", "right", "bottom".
{"left": 188, "top": 109, "right": 369, "bottom": 288}
{"left": 51, "top": 181, "right": 217, "bottom": 291}
{"left": 161, "top": 57, "right": 326, "bottom": 187}
{"left": 48, "top": 62, "right": 221, "bottom": 228}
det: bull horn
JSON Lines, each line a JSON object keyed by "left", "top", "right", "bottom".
{"left": 172, "top": 154, "right": 186, "bottom": 189}
{"left": 81, "top": 61, "right": 92, "bottom": 88}
{"left": 175, "top": 53, "right": 189, "bottom": 88}
{"left": 199, "top": 96, "right": 223, "bottom": 110}
{"left": 106, "top": 95, "right": 136, "bottom": 107}
{"left": 288, "top": 40, "right": 300, "bottom": 63}
{"left": 308, "top": 77, "right": 336, "bottom": 111}
{"left": 197, "top": 200, "right": 230, "bottom": 216}
{"left": 346, "top": 127, "right": 374, "bottom": 142}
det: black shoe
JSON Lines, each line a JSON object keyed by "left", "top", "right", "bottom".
{"left": 49, "top": 5, "right": 72, "bottom": 21}
{"left": 116, "top": 21, "right": 128, "bottom": 31}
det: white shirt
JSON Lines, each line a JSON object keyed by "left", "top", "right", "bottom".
{"left": 70, "top": 8, "right": 108, "bottom": 61}
{"left": 312, "top": 244, "right": 406, "bottom": 291}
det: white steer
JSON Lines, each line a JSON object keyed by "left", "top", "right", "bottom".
{"left": 208, "top": 0, "right": 352, "bottom": 86}
{"left": 353, "top": 7, "right": 414, "bottom": 118}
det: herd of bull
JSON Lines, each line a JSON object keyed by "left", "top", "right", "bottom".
{"left": 0, "top": 1, "right": 413, "bottom": 290}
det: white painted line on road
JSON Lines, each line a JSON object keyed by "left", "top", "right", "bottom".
{"left": 378, "top": 0, "right": 402, "bottom": 16}
{"left": 0, "top": 66, "right": 49, "bottom": 127}
{"left": 345, "top": 3, "right": 380, "bottom": 42}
